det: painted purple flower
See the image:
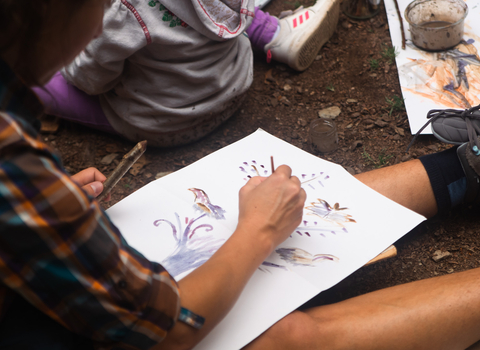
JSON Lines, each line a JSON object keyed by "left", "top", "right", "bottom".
{"left": 189, "top": 188, "right": 226, "bottom": 220}
{"left": 153, "top": 189, "right": 227, "bottom": 277}
{"left": 305, "top": 199, "right": 356, "bottom": 227}
{"left": 276, "top": 247, "right": 339, "bottom": 267}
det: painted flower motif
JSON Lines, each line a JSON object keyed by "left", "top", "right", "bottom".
{"left": 238, "top": 159, "right": 330, "bottom": 191}
{"left": 153, "top": 188, "right": 226, "bottom": 277}
{"left": 276, "top": 247, "right": 339, "bottom": 267}
{"left": 305, "top": 199, "right": 356, "bottom": 227}
{"left": 189, "top": 188, "right": 226, "bottom": 220}
{"left": 239, "top": 160, "right": 269, "bottom": 179}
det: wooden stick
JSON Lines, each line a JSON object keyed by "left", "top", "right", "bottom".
{"left": 270, "top": 156, "right": 275, "bottom": 173}
{"left": 97, "top": 140, "right": 147, "bottom": 201}
{"left": 364, "top": 245, "right": 397, "bottom": 266}
{"left": 393, "top": 0, "right": 406, "bottom": 50}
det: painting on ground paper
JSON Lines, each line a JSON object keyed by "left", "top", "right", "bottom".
{"left": 385, "top": 0, "right": 480, "bottom": 134}
{"left": 106, "top": 129, "right": 425, "bottom": 350}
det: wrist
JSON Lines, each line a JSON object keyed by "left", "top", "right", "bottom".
{"left": 231, "top": 224, "right": 278, "bottom": 260}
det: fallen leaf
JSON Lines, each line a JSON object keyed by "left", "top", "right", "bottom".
{"left": 129, "top": 155, "right": 147, "bottom": 176}
{"left": 264, "top": 69, "right": 276, "bottom": 84}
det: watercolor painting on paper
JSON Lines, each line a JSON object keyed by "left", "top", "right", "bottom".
{"left": 385, "top": 0, "right": 480, "bottom": 134}
{"left": 106, "top": 129, "right": 426, "bottom": 350}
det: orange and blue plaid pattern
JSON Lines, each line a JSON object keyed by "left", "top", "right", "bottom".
{"left": 0, "top": 60, "right": 180, "bottom": 349}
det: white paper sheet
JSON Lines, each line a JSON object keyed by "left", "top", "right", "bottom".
{"left": 106, "top": 129, "right": 425, "bottom": 350}
{"left": 384, "top": 0, "right": 480, "bottom": 134}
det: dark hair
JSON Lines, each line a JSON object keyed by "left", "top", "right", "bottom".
{"left": 0, "top": 0, "right": 88, "bottom": 85}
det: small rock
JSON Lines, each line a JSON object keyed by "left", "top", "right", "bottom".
{"left": 346, "top": 99, "right": 358, "bottom": 104}
{"left": 402, "top": 154, "right": 412, "bottom": 162}
{"left": 291, "top": 131, "right": 299, "bottom": 139}
{"left": 297, "top": 118, "right": 308, "bottom": 127}
{"left": 432, "top": 250, "right": 452, "bottom": 262}
{"left": 279, "top": 96, "right": 291, "bottom": 106}
{"left": 427, "top": 144, "right": 439, "bottom": 152}
{"left": 318, "top": 106, "right": 341, "bottom": 119}
{"left": 155, "top": 171, "right": 173, "bottom": 180}
{"left": 100, "top": 153, "right": 118, "bottom": 165}
{"left": 384, "top": 63, "right": 391, "bottom": 73}
{"left": 284, "top": 84, "right": 292, "bottom": 92}
{"left": 296, "top": 86, "right": 303, "bottom": 94}
{"left": 351, "top": 140, "right": 363, "bottom": 149}
{"left": 345, "top": 166, "right": 355, "bottom": 175}
{"left": 393, "top": 134, "right": 401, "bottom": 141}
{"left": 341, "top": 21, "right": 351, "bottom": 29}
{"left": 315, "top": 55, "right": 322, "bottom": 61}
{"left": 351, "top": 112, "right": 361, "bottom": 118}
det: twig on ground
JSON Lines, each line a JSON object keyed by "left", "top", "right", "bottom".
{"left": 98, "top": 140, "right": 147, "bottom": 201}
{"left": 392, "top": 0, "right": 406, "bottom": 50}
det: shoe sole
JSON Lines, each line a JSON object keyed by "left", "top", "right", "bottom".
{"left": 431, "top": 127, "right": 464, "bottom": 145}
{"left": 291, "top": 0, "right": 341, "bottom": 71}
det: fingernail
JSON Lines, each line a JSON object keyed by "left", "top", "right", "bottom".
{"left": 90, "top": 182, "right": 103, "bottom": 195}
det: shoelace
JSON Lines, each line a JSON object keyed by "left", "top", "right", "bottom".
{"left": 406, "top": 105, "right": 480, "bottom": 153}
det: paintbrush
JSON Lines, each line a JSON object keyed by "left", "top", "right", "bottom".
{"left": 97, "top": 140, "right": 147, "bottom": 201}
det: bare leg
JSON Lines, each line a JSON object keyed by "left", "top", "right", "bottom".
{"left": 355, "top": 159, "right": 437, "bottom": 219}
{"left": 244, "top": 160, "right": 477, "bottom": 350}
{"left": 245, "top": 267, "right": 480, "bottom": 350}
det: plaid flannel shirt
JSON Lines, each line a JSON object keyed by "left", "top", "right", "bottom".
{"left": 0, "top": 60, "right": 180, "bottom": 349}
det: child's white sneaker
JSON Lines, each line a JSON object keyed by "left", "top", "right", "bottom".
{"left": 265, "top": 0, "right": 341, "bottom": 71}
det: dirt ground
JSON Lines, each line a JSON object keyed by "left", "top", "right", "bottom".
{"left": 42, "top": 1, "right": 480, "bottom": 307}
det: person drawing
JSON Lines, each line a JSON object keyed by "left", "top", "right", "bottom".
{"left": 31, "top": 0, "right": 340, "bottom": 147}
{"left": 2, "top": 1, "right": 480, "bottom": 349}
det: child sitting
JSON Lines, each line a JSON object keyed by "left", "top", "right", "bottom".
{"left": 33, "top": 0, "right": 340, "bottom": 146}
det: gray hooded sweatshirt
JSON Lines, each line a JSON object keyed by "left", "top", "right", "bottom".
{"left": 62, "top": 0, "right": 254, "bottom": 145}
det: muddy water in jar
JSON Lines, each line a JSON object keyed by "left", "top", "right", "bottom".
{"left": 419, "top": 20, "right": 453, "bottom": 28}
{"left": 308, "top": 119, "right": 338, "bottom": 154}
{"left": 405, "top": 0, "right": 468, "bottom": 51}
